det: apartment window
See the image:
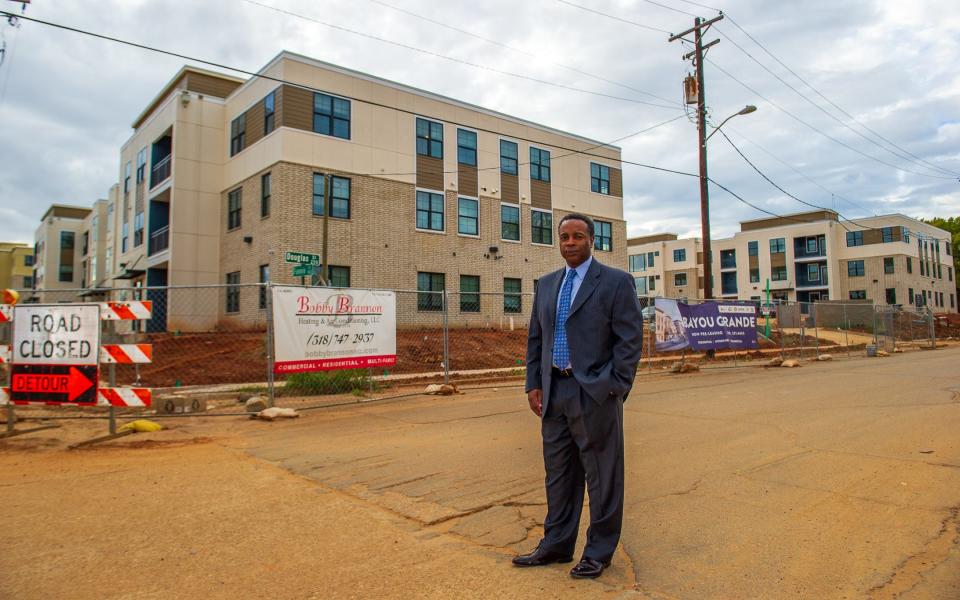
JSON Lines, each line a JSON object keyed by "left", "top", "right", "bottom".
{"left": 673, "top": 248, "right": 686, "bottom": 262}
{"left": 503, "top": 278, "right": 522, "bottom": 313}
{"left": 881, "top": 226, "right": 894, "bottom": 243}
{"left": 590, "top": 163, "right": 610, "bottom": 194}
{"left": 906, "top": 257, "right": 912, "bottom": 274}
{"left": 750, "top": 268, "right": 760, "bottom": 283}
{"left": 806, "top": 237, "right": 819, "bottom": 254}
{"left": 500, "top": 140, "right": 518, "bottom": 175}
{"left": 951, "top": 293, "right": 955, "bottom": 309}
{"left": 748, "top": 241, "right": 758, "bottom": 256}
{"left": 770, "top": 238, "right": 786, "bottom": 253}
{"left": 629, "top": 254, "right": 646, "bottom": 272}
{"left": 261, "top": 173, "right": 271, "bottom": 218}
{"left": 848, "top": 260, "right": 865, "bottom": 277}
{"left": 458, "top": 197, "right": 479, "bottom": 236}
{"left": 457, "top": 129, "right": 477, "bottom": 166}
{"left": 501, "top": 204, "right": 520, "bottom": 241}
{"left": 634, "top": 276, "right": 648, "bottom": 295}
{"left": 58, "top": 231, "right": 75, "bottom": 283}
{"left": 417, "top": 272, "right": 444, "bottom": 311}
{"left": 227, "top": 188, "right": 242, "bottom": 230}
{"left": 530, "top": 147, "right": 551, "bottom": 182}
{"left": 647, "top": 251, "right": 656, "bottom": 268}
{"left": 23, "top": 276, "right": 33, "bottom": 288}
{"left": 460, "top": 275, "right": 480, "bottom": 313}
{"left": 328, "top": 266, "right": 350, "bottom": 288}
{"left": 258, "top": 264, "right": 269, "bottom": 309}
{"left": 920, "top": 259, "right": 926, "bottom": 277}
{"left": 649, "top": 276, "right": 656, "bottom": 291}
{"left": 531, "top": 210, "right": 552, "bottom": 245}
{"left": 595, "top": 220, "right": 612, "bottom": 252}
{"left": 133, "top": 212, "right": 144, "bottom": 247}
{"left": 806, "top": 263, "right": 820, "bottom": 282}
{"left": 135, "top": 148, "right": 146, "bottom": 183}
{"left": 230, "top": 114, "right": 246, "bottom": 156}
{"left": 720, "top": 249, "right": 736, "bottom": 269}
{"left": 24, "top": 254, "right": 34, "bottom": 267}
{"left": 121, "top": 222, "right": 129, "bottom": 253}
{"left": 721, "top": 271, "right": 738, "bottom": 295}
{"left": 124, "top": 161, "right": 132, "bottom": 193}
{"left": 885, "top": 288, "right": 897, "bottom": 305}
{"left": 416, "top": 190, "right": 445, "bottom": 232}
{"left": 416, "top": 117, "right": 443, "bottom": 158}
{"left": 949, "top": 266, "right": 954, "bottom": 282}
{"left": 674, "top": 273, "right": 688, "bottom": 286}
{"left": 884, "top": 257, "right": 895, "bottom": 274}
{"left": 909, "top": 288, "right": 914, "bottom": 305}
{"left": 225, "top": 271, "right": 240, "bottom": 313}
{"left": 264, "top": 91, "right": 276, "bottom": 135}
{"left": 846, "top": 230, "right": 863, "bottom": 247}
{"left": 903, "top": 227, "right": 910, "bottom": 243}
{"left": 850, "top": 290, "right": 866, "bottom": 300}
{"left": 314, "top": 93, "right": 351, "bottom": 139}
{"left": 771, "top": 265, "right": 788, "bottom": 281}
{"left": 937, "top": 264, "right": 943, "bottom": 279}
{"left": 312, "top": 174, "right": 351, "bottom": 219}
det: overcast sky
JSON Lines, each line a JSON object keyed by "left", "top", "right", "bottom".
{"left": 0, "top": 0, "right": 957, "bottom": 245}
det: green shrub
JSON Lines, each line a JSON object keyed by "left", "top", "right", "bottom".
{"left": 282, "top": 369, "right": 377, "bottom": 396}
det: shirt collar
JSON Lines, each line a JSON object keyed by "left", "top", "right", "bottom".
{"left": 565, "top": 255, "right": 593, "bottom": 280}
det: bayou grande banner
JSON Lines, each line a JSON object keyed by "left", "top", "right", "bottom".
{"left": 272, "top": 286, "right": 397, "bottom": 374}
{"left": 654, "top": 299, "right": 758, "bottom": 352}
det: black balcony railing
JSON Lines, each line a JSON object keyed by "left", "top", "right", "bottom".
{"left": 150, "top": 155, "right": 172, "bottom": 188}
{"left": 149, "top": 225, "right": 169, "bottom": 255}
{"left": 796, "top": 273, "right": 828, "bottom": 288}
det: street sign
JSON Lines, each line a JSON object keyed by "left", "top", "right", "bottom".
{"left": 285, "top": 251, "right": 321, "bottom": 266}
{"left": 9, "top": 364, "right": 98, "bottom": 405}
{"left": 12, "top": 304, "right": 100, "bottom": 365}
{"left": 292, "top": 264, "right": 314, "bottom": 277}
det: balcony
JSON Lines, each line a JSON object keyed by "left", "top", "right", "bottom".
{"left": 794, "top": 236, "right": 826, "bottom": 260}
{"left": 150, "top": 154, "right": 171, "bottom": 189}
{"left": 149, "top": 225, "right": 169, "bottom": 255}
{"left": 796, "top": 273, "right": 828, "bottom": 289}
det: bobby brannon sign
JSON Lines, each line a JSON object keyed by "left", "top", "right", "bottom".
{"left": 654, "top": 298, "right": 758, "bottom": 352}
{"left": 272, "top": 286, "right": 397, "bottom": 374}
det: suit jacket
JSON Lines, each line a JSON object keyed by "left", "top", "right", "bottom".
{"left": 525, "top": 258, "right": 643, "bottom": 415}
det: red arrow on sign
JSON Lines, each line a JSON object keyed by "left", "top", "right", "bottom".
{"left": 67, "top": 366, "right": 94, "bottom": 401}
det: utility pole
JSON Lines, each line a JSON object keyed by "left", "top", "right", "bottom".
{"left": 669, "top": 14, "right": 723, "bottom": 300}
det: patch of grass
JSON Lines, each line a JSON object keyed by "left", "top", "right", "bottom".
{"left": 281, "top": 369, "right": 380, "bottom": 396}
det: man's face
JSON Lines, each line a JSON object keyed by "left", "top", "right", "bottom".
{"left": 558, "top": 218, "right": 593, "bottom": 268}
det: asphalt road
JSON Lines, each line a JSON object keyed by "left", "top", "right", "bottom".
{"left": 245, "top": 348, "right": 960, "bottom": 599}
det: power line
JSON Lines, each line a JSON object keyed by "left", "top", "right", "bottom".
{"left": 554, "top": 0, "right": 672, "bottom": 34}
{"left": 637, "top": 0, "right": 697, "bottom": 17}
{"left": 724, "top": 14, "right": 960, "bottom": 178}
{"left": 714, "top": 23, "right": 960, "bottom": 178}
{"left": 668, "top": 0, "right": 721, "bottom": 12}
{"left": 367, "top": 0, "right": 682, "bottom": 107}
{"left": 723, "top": 126, "right": 875, "bottom": 217}
{"left": 716, "top": 129, "right": 865, "bottom": 232}
{"left": 705, "top": 58, "right": 957, "bottom": 181}
{"left": 240, "top": 0, "right": 678, "bottom": 109}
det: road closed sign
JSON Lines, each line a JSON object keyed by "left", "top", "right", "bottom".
{"left": 10, "top": 304, "right": 101, "bottom": 405}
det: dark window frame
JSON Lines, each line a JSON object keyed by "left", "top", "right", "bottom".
{"left": 313, "top": 92, "right": 351, "bottom": 140}
{"left": 457, "top": 197, "right": 479, "bottom": 236}
{"left": 258, "top": 264, "right": 269, "bottom": 309}
{"left": 503, "top": 277, "right": 522, "bottom": 313}
{"left": 500, "top": 204, "right": 520, "bottom": 241}
{"left": 884, "top": 257, "right": 895, "bottom": 274}
{"left": 673, "top": 248, "right": 687, "bottom": 262}
{"left": 230, "top": 114, "right": 246, "bottom": 157}
{"left": 460, "top": 275, "right": 480, "bottom": 313}
{"left": 500, "top": 140, "right": 518, "bottom": 175}
{"left": 416, "top": 190, "right": 445, "bottom": 232}
{"left": 530, "top": 147, "right": 551, "bottom": 182}
{"left": 225, "top": 271, "right": 241, "bottom": 313}
{"left": 594, "top": 220, "right": 612, "bottom": 252}
{"left": 227, "top": 188, "right": 242, "bottom": 230}
{"left": 674, "top": 273, "right": 688, "bottom": 286}
{"left": 264, "top": 91, "right": 276, "bottom": 135}
{"left": 847, "top": 260, "right": 865, "bottom": 277}
{"left": 531, "top": 210, "right": 553, "bottom": 245}
{"left": 417, "top": 271, "right": 445, "bottom": 312}
{"left": 590, "top": 162, "right": 610, "bottom": 194}
{"left": 457, "top": 128, "right": 477, "bottom": 166}
{"left": 770, "top": 238, "right": 786, "bottom": 253}
{"left": 261, "top": 172, "right": 271, "bottom": 218}
{"left": 416, "top": 117, "right": 443, "bottom": 159}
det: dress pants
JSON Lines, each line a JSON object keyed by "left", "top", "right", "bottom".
{"left": 540, "top": 372, "right": 625, "bottom": 563}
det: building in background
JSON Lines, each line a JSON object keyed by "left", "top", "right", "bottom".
{"left": 0, "top": 242, "right": 35, "bottom": 290}
{"left": 628, "top": 210, "right": 957, "bottom": 313}
{"left": 626, "top": 233, "right": 703, "bottom": 299}
{"left": 32, "top": 204, "right": 91, "bottom": 300}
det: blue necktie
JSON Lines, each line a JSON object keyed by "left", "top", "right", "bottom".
{"left": 553, "top": 269, "right": 577, "bottom": 368}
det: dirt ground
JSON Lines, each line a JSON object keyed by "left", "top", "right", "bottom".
{"left": 2, "top": 346, "right": 959, "bottom": 599}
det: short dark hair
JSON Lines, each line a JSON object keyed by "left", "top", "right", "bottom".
{"left": 558, "top": 213, "right": 595, "bottom": 237}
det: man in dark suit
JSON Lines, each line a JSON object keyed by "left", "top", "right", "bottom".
{"left": 513, "top": 213, "right": 643, "bottom": 579}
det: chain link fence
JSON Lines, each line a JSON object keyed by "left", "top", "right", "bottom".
{"left": 0, "top": 286, "right": 947, "bottom": 417}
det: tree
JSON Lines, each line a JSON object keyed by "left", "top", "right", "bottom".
{"left": 922, "top": 216, "right": 960, "bottom": 296}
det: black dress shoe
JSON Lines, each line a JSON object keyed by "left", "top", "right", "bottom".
{"left": 512, "top": 545, "right": 574, "bottom": 567}
{"left": 569, "top": 557, "right": 609, "bottom": 579}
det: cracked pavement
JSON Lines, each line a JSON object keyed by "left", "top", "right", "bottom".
{"left": 2, "top": 347, "right": 958, "bottom": 599}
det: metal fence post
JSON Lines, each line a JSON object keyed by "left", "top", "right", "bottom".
{"left": 814, "top": 303, "right": 820, "bottom": 359}
{"left": 265, "top": 281, "right": 276, "bottom": 408}
{"left": 929, "top": 307, "right": 936, "bottom": 349}
{"left": 442, "top": 289, "right": 450, "bottom": 385}
{"left": 779, "top": 300, "right": 785, "bottom": 360}
{"left": 843, "top": 303, "right": 850, "bottom": 359}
